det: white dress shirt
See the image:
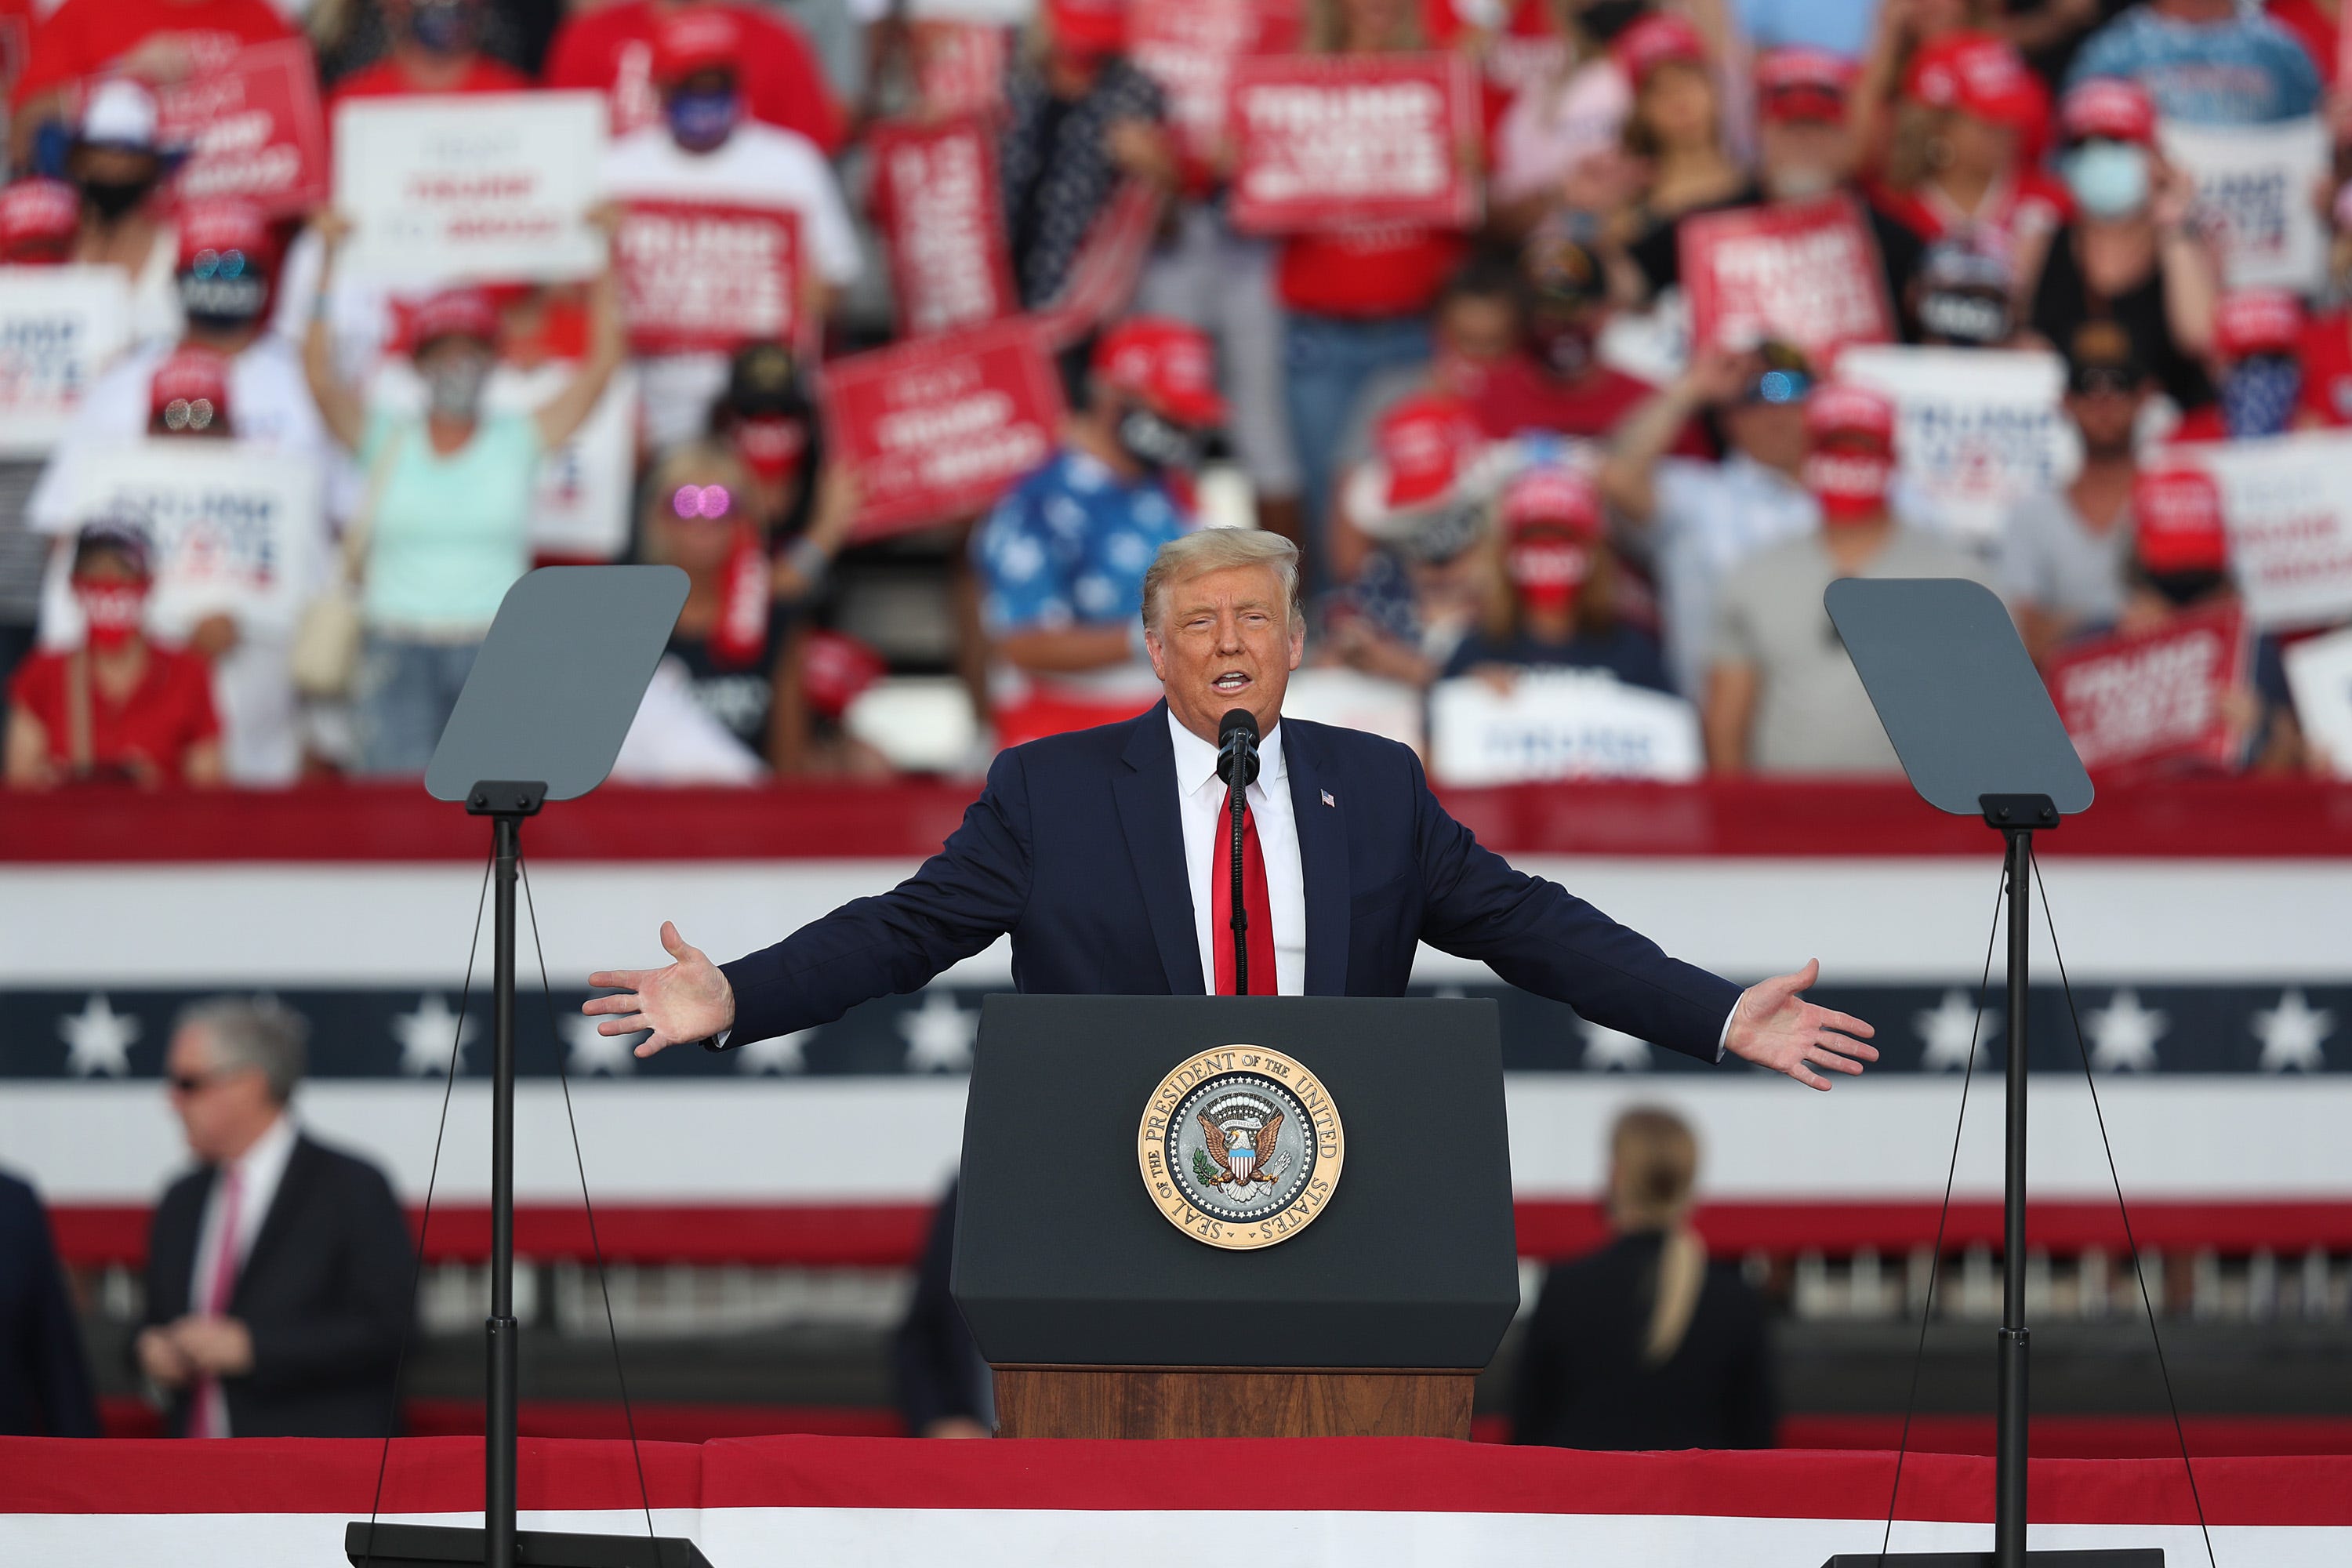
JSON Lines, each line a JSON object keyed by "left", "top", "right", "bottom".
{"left": 1169, "top": 710, "right": 1306, "bottom": 996}
{"left": 185, "top": 1112, "right": 299, "bottom": 1437}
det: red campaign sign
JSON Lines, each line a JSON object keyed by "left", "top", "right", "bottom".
{"left": 154, "top": 39, "right": 329, "bottom": 218}
{"left": 615, "top": 201, "right": 801, "bottom": 356}
{"left": 1679, "top": 194, "right": 1895, "bottom": 365}
{"left": 910, "top": 21, "right": 1009, "bottom": 122}
{"left": 869, "top": 117, "right": 1018, "bottom": 340}
{"left": 1227, "top": 53, "right": 1482, "bottom": 234}
{"left": 2047, "top": 604, "right": 2249, "bottom": 772}
{"left": 822, "top": 318, "right": 1067, "bottom": 541}
{"left": 1127, "top": 0, "right": 1304, "bottom": 172}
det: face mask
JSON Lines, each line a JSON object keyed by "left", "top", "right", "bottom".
{"left": 1918, "top": 288, "right": 2010, "bottom": 347}
{"left": 667, "top": 88, "right": 740, "bottom": 152}
{"left": 1507, "top": 537, "right": 1592, "bottom": 611}
{"left": 1803, "top": 448, "right": 1894, "bottom": 524}
{"left": 178, "top": 269, "right": 267, "bottom": 333}
{"left": 1766, "top": 162, "right": 1836, "bottom": 201}
{"left": 421, "top": 351, "right": 490, "bottom": 419}
{"left": 1579, "top": 0, "right": 1646, "bottom": 44}
{"left": 730, "top": 415, "right": 808, "bottom": 483}
{"left": 1527, "top": 316, "right": 1596, "bottom": 380}
{"left": 1115, "top": 405, "right": 1202, "bottom": 474}
{"left": 74, "top": 580, "right": 148, "bottom": 648}
{"left": 2147, "top": 568, "right": 2227, "bottom": 608}
{"left": 2220, "top": 354, "right": 2301, "bottom": 439}
{"left": 77, "top": 175, "right": 151, "bottom": 223}
{"left": 2063, "top": 142, "right": 2151, "bottom": 220}
{"left": 406, "top": 0, "right": 477, "bottom": 54}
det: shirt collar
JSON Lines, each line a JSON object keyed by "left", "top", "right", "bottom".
{"left": 227, "top": 1112, "right": 298, "bottom": 1192}
{"left": 1167, "top": 706, "right": 1287, "bottom": 797}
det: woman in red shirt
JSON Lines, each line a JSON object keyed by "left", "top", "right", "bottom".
{"left": 4, "top": 524, "right": 222, "bottom": 789}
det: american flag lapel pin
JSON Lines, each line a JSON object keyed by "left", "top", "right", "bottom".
{"left": 1320, "top": 789, "right": 1335, "bottom": 808}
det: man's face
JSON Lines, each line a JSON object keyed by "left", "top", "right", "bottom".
{"left": 2067, "top": 382, "right": 2144, "bottom": 458}
{"left": 1145, "top": 563, "right": 1305, "bottom": 742}
{"left": 1722, "top": 397, "right": 1809, "bottom": 470}
{"left": 165, "top": 1025, "right": 272, "bottom": 1165}
{"left": 1760, "top": 116, "right": 1847, "bottom": 199}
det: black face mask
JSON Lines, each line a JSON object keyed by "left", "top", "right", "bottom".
{"left": 1917, "top": 288, "right": 2010, "bottom": 347}
{"left": 1580, "top": 0, "right": 1646, "bottom": 44}
{"left": 78, "top": 175, "right": 152, "bottom": 223}
{"left": 179, "top": 270, "right": 268, "bottom": 333}
{"left": 1527, "top": 316, "right": 1595, "bottom": 380}
{"left": 1115, "top": 405, "right": 1203, "bottom": 474}
{"left": 2147, "top": 568, "right": 2227, "bottom": 608}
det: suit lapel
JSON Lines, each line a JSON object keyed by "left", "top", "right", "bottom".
{"left": 1111, "top": 702, "right": 1205, "bottom": 994}
{"left": 1283, "top": 721, "right": 1352, "bottom": 996}
{"left": 233, "top": 1137, "right": 312, "bottom": 1308}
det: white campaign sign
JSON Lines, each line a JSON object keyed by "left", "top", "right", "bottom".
{"left": 1428, "top": 670, "right": 1702, "bottom": 785}
{"left": 1279, "top": 667, "right": 1427, "bottom": 754}
{"left": 1835, "top": 345, "right": 2076, "bottom": 543}
{"left": 2174, "top": 431, "right": 2352, "bottom": 630}
{"left": 0, "top": 266, "right": 132, "bottom": 457}
{"left": 334, "top": 93, "right": 608, "bottom": 283}
{"left": 2284, "top": 624, "right": 2352, "bottom": 777}
{"left": 2160, "top": 115, "right": 2330, "bottom": 293}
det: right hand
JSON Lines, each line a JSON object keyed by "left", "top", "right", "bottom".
{"left": 1679, "top": 343, "right": 1756, "bottom": 408}
{"left": 583, "top": 921, "right": 735, "bottom": 1058}
{"left": 136, "top": 1326, "right": 191, "bottom": 1390}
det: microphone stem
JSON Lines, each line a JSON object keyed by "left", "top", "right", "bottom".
{"left": 1229, "top": 779, "right": 1247, "bottom": 996}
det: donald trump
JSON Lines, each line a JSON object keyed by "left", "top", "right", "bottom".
{"left": 586, "top": 529, "right": 1876, "bottom": 1086}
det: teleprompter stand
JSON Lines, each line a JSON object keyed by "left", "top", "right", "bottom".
{"left": 345, "top": 568, "right": 707, "bottom": 1568}
{"left": 1817, "top": 579, "right": 2154, "bottom": 1568}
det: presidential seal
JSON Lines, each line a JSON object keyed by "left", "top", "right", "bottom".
{"left": 1136, "top": 1045, "right": 1345, "bottom": 1250}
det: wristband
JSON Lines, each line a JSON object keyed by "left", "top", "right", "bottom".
{"left": 784, "top": 535, "right": 829, "bottom": 590}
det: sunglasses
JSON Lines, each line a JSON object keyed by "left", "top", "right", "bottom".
{"left": 167, "top": 1068, "right": 238, "bottom": 1094}
{"left": 670, "top": 483, "right": 735, "bottom": 520}
{"left": 1748, "top": 368, "right": 1812, "bottom": 405}
{"left": 187, "top": 248, "right": 246, "bottom": 281}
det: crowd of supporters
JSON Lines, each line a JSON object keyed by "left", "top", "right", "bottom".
{"left": 1, "top": 0, "right": 2347, "bottom": 790}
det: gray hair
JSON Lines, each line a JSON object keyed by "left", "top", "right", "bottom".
{"left": 1140, "top": 528, "right": 1301, "bottom": 633}
{"left": 176, "top": 996, "right": 309, "bottom": 1104}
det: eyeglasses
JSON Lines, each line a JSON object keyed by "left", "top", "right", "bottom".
{"left": 670, "top": 484, "right": 734, "bottom": 520}
{"left": 162, "top": 396, "right": 216, "bottom": 432}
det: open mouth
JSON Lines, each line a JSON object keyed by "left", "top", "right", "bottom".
{"left": 1211, "top": 671, "right": 1253, "bottom": 695}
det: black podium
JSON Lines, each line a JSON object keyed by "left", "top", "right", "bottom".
{"left": 953, "top": 995, "right": 1519, "bottom": 1439}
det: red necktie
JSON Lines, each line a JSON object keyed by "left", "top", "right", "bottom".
{"left": 192, "top": 1167, "right": 243, "bottom": 1439}
{"left": 1210, "top": 786, "right": 1277, "bottom": 996}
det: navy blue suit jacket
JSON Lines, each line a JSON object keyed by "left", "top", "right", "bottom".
{"left": 718, "top": 704, "right": 1740, "bottom": 1058}
{"left": 0, "top": 1170, "right": 99, "bottom": 1437}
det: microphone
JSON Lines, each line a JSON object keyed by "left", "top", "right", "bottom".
{"left": 1216, "top": 707, "right": 1261, "bottom": 789}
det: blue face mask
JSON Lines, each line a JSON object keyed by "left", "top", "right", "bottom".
{"left": 666, "top": 88, "right": 739, "bottom": 152}
{"left": 2063, "top": 141, "right": 2151, "bottom": 220}
{"left": 2221, "top": 354, "right": 2302, "bottom": 438}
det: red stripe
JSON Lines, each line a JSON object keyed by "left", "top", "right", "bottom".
{"left": 5, "top": 779, "right": 2350, "bottom": 862}
{"left": 94, "top": 1398, "right": 904, "bottom": 1443}
{"left": 49, "top": 1200, "right": 2352, "bottom": 1272}
{"left": 9, "top": 1433, "right": 2352, "bottom": 1524}
{"left": 1779, "top": 1415, "right": 2352, "bottom": 1458}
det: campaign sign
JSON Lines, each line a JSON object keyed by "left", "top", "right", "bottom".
{"left": 822, "top": 319, "right": 1065, "bottom": 540}
{"left": 155, "top": 39, "right": 329, "bottom": 217}
{"left": 1836, "top": 345, "right": 2074, "bottom": 543}
{"left": 616, "top": 202, "right": 801, "bottom": 355}
{"left": 869, "top": 117, "right": 1018, "bottom": 339}
{"left": 2161, "top": 115, "right": 2329, "bottom": 294}
{"left": 1129, "top": 0, "right": 1304, "bottom": 171}
{"left": 334, "top": 93, "right": 608, "bottom": 283}
{"left": 1680, "top": 194, "right": 1894, "bottom": 363}
{"left": 1036, "top": 180, "right": 1164, "bottom": 348}
{"left": 1428, "top": 670, "right": 1703, "bottom": 785}
{"left": 2283, "top": 623, "right": 2352, "bottom": 777}
{"left": 2176, "top": 431, "right": 2352, "bottom": 630}
{"left": 2046, "top": 604, "right": 2248, "bottom": 771}
{"left": 1228, "top": 53, "right": 1481, "bottom": 233}
{"left": 0, "top": 266, "right": 132, "bottom": 458}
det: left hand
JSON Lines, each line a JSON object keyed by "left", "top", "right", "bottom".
{"left": 169, "top": 1315, "right": 254, "bottom": 1377}
{"left": 1722, "top": 960, "right": 1877, "bottom": 1090}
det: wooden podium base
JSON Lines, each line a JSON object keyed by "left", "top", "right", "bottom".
{"left": 991, "top": 1365, "right": 1475, "bottom": 1439}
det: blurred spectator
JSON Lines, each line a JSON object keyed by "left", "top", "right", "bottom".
{"left": 0, "top": 1167, "right": 101, "bottom": 1437}
{"left": 0, "top": 177, "right": 80, "bottom": 265}
{"left": 601, "top": 7, "right": 862, "bottom": 448}
{"left": 1703, "top": 382, "right": 1991, "bottom": 773}
{"left": 2067, "top": 0, "right": 2321, "bottom": 125}
{"left": 2296, "top": 274, "right": 2352, "bottom": 426}
{"left": 544, "top": 0, "right": 847, "bottom": 152}
{"left": 709, "top": 341, "right": 826, "bottom": 539}
{"left": 1607, "top": 14, "right": 1747, "bottom": 292}
{"left": 1512, "top": 1105, "right": 1774, "bottom": 1450}
{"left": 1478, "top": 218, "right": 1700, "bottom": 446}
{"left": 974, "top": 317, "right": 1216, "bottom": 746}
{"left": 1998, "top": 321, "right": 2149, "bottom": 662}
{"left": 137, "top": 997, "right": 412, "bottom": 1438}
{"left": 2264, "top": 0, "right": 2339, "bottom": 96}
{"left": 1599, "top": 340, "right": 1820, "bottom": 698}
{"left": 0, "top": 181, "right": 73, "bottom": 695}
{"left": 303, "top": 219, "right": 623, "bottom": 775}
{"left": 8, "top": 0, "right": 294, "bottom": 165}
{"left": 59, "top": 82, "right": 180, "bottom": 345}
{"left": 314, "top": 0, "right": 551, "bottom": 88}
{"left": 1001, "top": 0, "right": 1174, "bottom": 314}
{"left": 891, "top": 1185, "right": 991, "bottom": 1439}
{"left": 2023, "top": 77, "right": 2218, "bottom": 413}
{"left": 325, "top": 0, "right": 532, "bottom": 103}
{"left": 1490, "top": 0, "right": 1643, "bottom": 229}
{"left": 5, "top": 522, "right": 223, "bottom": 789}
{"left": 2172, "top": 289, "right": 2317, "bottom": 441}
{"left": 1443, "top": 461, "right": 1672, "bottom": 690}
{"left": 1909, "top": 237, "right": 2030, "bottom": 347}
{"left": 1869, "top": 33, "right": 2061, "bottom": 260}
{"left": 1331, "top": 255, "right": 1523, "bottom": 484}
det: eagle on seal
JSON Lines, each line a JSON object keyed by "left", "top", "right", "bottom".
{"left": 1196, "top": 1111, "right": 1283, "bottom": 1186}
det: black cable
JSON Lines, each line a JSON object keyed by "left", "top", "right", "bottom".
{"left": 2031, "top": 852, "right": 2219, "bottom": 1568}
{"left": 1876, "top": 862, "right": 2008, "bottom": 1566}
{"left": 359, "top": 853, "right": 493, "bottom": 1568}
{"left": 520, "top": 856, "right": 659, "bottom": 1548}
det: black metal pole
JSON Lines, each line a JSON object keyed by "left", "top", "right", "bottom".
{"left": 486, "top": 813, "right": 521, "bottom": 1568}
{"left": 1227, "top": 782, "right": 1247, "bottom": 996}
{"left": 1995, "top": 827, "right": 2032, "bottom": 1568}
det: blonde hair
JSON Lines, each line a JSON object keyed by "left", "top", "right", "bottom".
{"left": 641, "top": 441, "right": 760, "bottom": 561}
{"left": 1608, "top": 1106, "right": 1708, "bottom": 1365}
{"left": 1141, "top": 528, "right": 1301, "bottom": 633}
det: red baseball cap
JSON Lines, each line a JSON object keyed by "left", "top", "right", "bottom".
{"left": 1903, "top": 33, "right": 2044, "bottom": 129}
{"left": 1092, "top": 316, "right": 1225, "bottom": 427}
{"left": 1613, "top": 13, "right": 1708, "bottom": 85}
{"left": 1370, "top": 393, "right": 1485, "bottom": 510}
{"left": 1047, "top": 0, "right": 1128, "bottom": 58}
{"left": 149, "top": 346, "right": 233, "bottom": 433}
{"left": 2060, "top": 77, "right": 2156, "bottom": 146}
{"left": 0, "top": 178, "right": 79, "bottom": 260}
{"left": 799, "top": 629, "right": 887, "bottom": 720}
{"left": 1755, "top": 47, "right": 1855, "bottom": 124}
{"left": 653, "top": 8, "right": 742, "bottom": 84}
{"left": 409, "top": 285, "right": 501, "bottom": 350}
{"left": 2212, "top": 289, "right": 2305, "bottom": 360}
{"left": 1806, "top": 382, "right": 1897, "bottom": 449}
{"left": 176, "top": 198, "right": 270, "bottom": 271}
{"left": 1501, "top": 465, "right": 1603, "bottom": 538}
{"left": 2132, "top": 466, "right": 2228, "bottom": 575}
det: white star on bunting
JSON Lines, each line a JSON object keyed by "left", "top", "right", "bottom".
{"left": 1913, "top": 989, "right": 1994, "bottom": 1073}
{"left": 2252, "top": 989, "right": 2332, "bottom": 1073}
{"left": 60, "top": 993, "right": 140, "bottom": 1077}
{"left": 739, "top": 1029, "right": 814, "bottom": 1076}
{"left": 2086, "top": 989, "right": 2167, "bottom": 1073}
{"left": 392, "top": 993, "right": 477, "bottom": 1076}
{"left": 561, "top": 1011, "right": 637, "bottom": 1076}
{"left": 1579, "top": 1019, "right": 1650, "bottom": 1072}
{"left": 898, "top": 991, "right": 977, "bottom": 1073}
